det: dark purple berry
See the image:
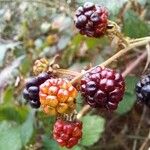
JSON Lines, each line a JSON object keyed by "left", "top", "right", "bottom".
{"left": 136, "top": 75, "right": 150, "bottom": 107}
{"left": 29, "top": 100, "right": 41, "bottom": 108}
{"left": 81, "top": 66, "right": 125, "bottom": 111}
{"left": 83, "top": 2, "right": 94, "bottom": 11}
{"left": 23, "top": 88, "right": 30, "bottom": 101}
{"left": 74, "top": 2, "right": 108, "bottom": 37}
{"left": 28, "top": 86, "right": 39, "bottom": 94}
{"left": 37, "top": 72, "right": 50, "bottom": 84}
{"left": 26, "top": 77, "right": 38, "bottom": 89}
{"left": 23, "top": 72, "right": 53, "bottom": 109}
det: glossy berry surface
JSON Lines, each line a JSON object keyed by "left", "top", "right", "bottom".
{"left": 74, "top": 2, "right": 108, "bottom": 37}
{"left": 23, "top": 72, "right": 52, "bottom": 108}
{"left": 136, "top": 74, "right": 150, "bottom": 107}
{"left": 53, "top": 119, "right": 82, "bottom": 148}
{"left": 81, "top": 66, "right": 125, "bottom": 110}
{"left": 39, "top": 78, "right": 77, "bottom": 115}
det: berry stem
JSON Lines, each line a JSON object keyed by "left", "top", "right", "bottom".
{"left": 76, "top": 105, "right": 91, "bottom": 120}
{"left": 55, "top": 69, "right": 81, "bottom": 77}
{"left": 106, "top": 20, "right": 129, "bottom": 46}
{"left": 129, "top": 36, "right": 150, "bottom": 43}
{"left": 71, "top": 37, "right": 150, "bottom": 85}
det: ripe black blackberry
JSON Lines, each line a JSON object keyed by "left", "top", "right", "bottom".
{"left": 81, "top": 66, "right": 125, "bottom": 110}
{"left": 136, "top": 74, "right": 150, "bottom": 107}
{"left": 74, "top": 2, "right": 108, "bottom": 37}
{"left": 23, "top": 72, "right": 52, "bottom": 108}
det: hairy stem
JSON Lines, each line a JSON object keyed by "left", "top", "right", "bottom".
{"left": 55, "top": 69, "right": 81, "bottom": 77}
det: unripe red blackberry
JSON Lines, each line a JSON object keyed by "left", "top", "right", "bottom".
{"left": 23, "top": 72, "right": 52, "bottom": 108}
{"left": 53, "top": 119, "right": 82, "bottom": 148}
{"left": 74, "top": 2, "right": 108, "bottom": 37}
{"left": 81, "top": 66, "right": 125, "bottom": 110}
{"left": 39, "top": 78, "right": 77, "bottom": 116}
{"left": 136, "top": 74, "right": 150, "bottom": 107}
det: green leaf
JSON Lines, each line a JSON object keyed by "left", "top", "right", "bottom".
{"left": 125, "top": 76, "right": 139, "bottom": 94}
{"left": 0, "top": 110, "right": 34, "bottom": 150}
{"left": 76, "top": 93, "right": 84, "bottom": 112}
{"left": 71, "top": 146, "right": 82, "bottom": 150}
{"left": 59, "top": 146, "right": 81, "bottom": 150}
{"left": 0, "top": 106, "right": 28, "bottom": 123}
{"left": 20, "top": 110, "right": 34, "bottom": 146}
{"left": 116, "top": 92, "right": 136, "bottom": 115}
{"left": 116, "top": 76, "right": 139, "bottom": 115}
{"left": 80, "top": 115, "right": 105, "bottom": 146}
{"left": 20, "top": 56, "right": 32, "bottom": 75}
{"left": 0, "top": 121, "right": 22, "bottom": 150}
{"left": 42, "top": 135, "right": 59, "bottom": 150}
{"left": 3, "top": 86, "right": 14, "bottom": 104}
{"left": 123, "top": 10, "right": 150, "bottom": 38}
{"left": 72, "top": 34, "right": 83, "bottom": 45}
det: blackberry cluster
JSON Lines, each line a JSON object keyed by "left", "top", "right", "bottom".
{"left": 81, "top": 66, "right": 125, "bottom": 110}
{"left": 53, "top": 119, "right": 82, "bottom": 148}
{"left": 74, "top": 2, "right": 108, "bottom": 37}
{"left": 23, "top": 72, "right": 52, "bottom": 108}
{"left": 136, "top": 74, "right": 150, "bottom": 107}
{"left": 39, "top": 78, "right": 77, "bottom": 116}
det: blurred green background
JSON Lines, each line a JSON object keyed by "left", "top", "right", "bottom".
{"left": 0, "top": 0, "right": 150, "bottom": 150}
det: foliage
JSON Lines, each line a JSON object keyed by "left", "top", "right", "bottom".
{"left": 0, "top": 0, "right": 149, "bottom": 150}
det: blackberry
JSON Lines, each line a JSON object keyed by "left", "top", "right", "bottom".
{"left": 81, "top": 66, "right": 125, "bottom": 110}
{"left": 39, "top": 78, "right": 77, "bottom": 116}
{"left": 53, "top": 119, "right": 82, "bottom": 148}
{"left": 136, "top": 74, "right": 150, "bottom": 107}
{"left": 74, "top": 2, "right": 108, "bottom": 38}
{"left": 23, "top": 72, "right": 52, "bottom": 108}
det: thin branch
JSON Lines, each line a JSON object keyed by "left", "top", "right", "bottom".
{"left": 55, "top": 69, "right": 81, "bottom": 77}
{"left": 71, "top": 37, "right": 150, "bottom": 85}
{"left": 76, "top": 105, "right": 91, "bottom": 119}
{"left": 122, "top": 50, "right": 147, "bottom": 77}
{"left": 132, "top": 106, "right": 147, "bottom": 150}
{"left": 139, "top": 130, "right": 150, "bottom": 150}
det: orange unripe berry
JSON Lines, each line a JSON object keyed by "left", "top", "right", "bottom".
{"left": 57, "top": 89, "right": 69, "bottom": 102}
{"left": 39, "top": 78, "right": 78, "bottom": 116}
{"left": 57, "top": 103, "right": 68, "bottom": 114}
{"left": 46, "top": 95, "right": 58, "bottom": 107}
